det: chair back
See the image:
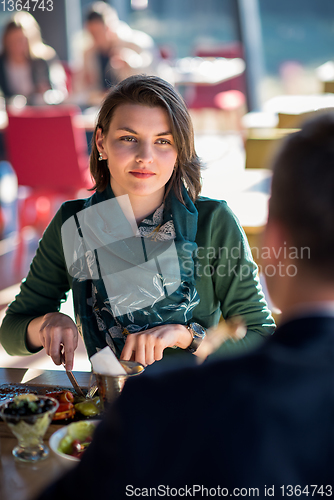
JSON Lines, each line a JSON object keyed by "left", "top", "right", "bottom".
{"left": 5, "top": 105, "right": 92, "bottom": 194}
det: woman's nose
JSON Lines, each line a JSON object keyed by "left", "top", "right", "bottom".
{"left": 135, "top": 142, "right": 153, "bottom": 164}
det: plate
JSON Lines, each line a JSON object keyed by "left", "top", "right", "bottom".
{"left": 49, "top": 420, "right": 100, "bottom": 465}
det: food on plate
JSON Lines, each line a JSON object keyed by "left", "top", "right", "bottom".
{"left": 48, "top": 391, "right": 76, "bottom": 421}
{"left": 57, "top": 421, "right": 97, "bottom": 458}
{"left": 0, "top": 394, "right": 58, "bottom": 446}
{"left": 74, "top": 398, "right": 100, "bottom": 417}
{"left": 47, "top": 391, "right": 74, "bottom": 404}
{"left": 47, "top": 390, "right": 101, "bottom": 420}
{"left": 53, "top": 402, "right": 76, "bottom": 421}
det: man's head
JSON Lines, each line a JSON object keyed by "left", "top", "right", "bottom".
{"left": 263, "top": 113, "right": 334, "bottom": 308}
{"left": 85, "top": 2, "right": 119, "bottom": 49}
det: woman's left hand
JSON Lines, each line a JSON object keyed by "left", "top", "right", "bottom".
{"left": 120, "top": 324, "right": 192, "bottom": 366}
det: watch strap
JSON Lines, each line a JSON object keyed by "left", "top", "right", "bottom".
{"left": 187, "top": 322, "right": 206, "bottom": 353}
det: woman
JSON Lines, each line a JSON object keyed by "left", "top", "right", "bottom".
{"left": 0, "top": 75, "right": 275, "bottom": 370}
{"left": 0, "top": 12, "right": 67, "bottom": 103}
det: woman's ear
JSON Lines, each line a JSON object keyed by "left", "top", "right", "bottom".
{"left": 95, "top": 128, "right": 106, "bottom": 158}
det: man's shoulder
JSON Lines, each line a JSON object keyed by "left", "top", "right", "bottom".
{"left": 273, "top": 314, "right": 334, "bottom": 348}
{"left": 117, "top": 23, "right": 154, "bottom": 50}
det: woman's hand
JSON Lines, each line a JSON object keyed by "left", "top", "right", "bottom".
{"left": 27, "top": 312, "right": 78, "bottom": 371}
{"left": 120, "top": 324, "right": 192, "bottom": 367}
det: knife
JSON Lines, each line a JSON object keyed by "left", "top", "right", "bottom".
{"left": 60, "top": 348, "right": 86, "bottom": 398}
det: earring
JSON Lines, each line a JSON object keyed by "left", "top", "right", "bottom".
{"left": 98, "top": 152, "right": 103, "bottom": 161}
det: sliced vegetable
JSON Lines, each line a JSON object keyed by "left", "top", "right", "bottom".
{"left": 47, "top": 391, "right": 74, "bottom": 404}
{"left": 57, "top": 434, "right": 74, "bottom": 455}
{"left": 53, "top": 402, "right": 75, "bottom": 421}
{"left": 74, "top": 400, "right": 99, "bottom": 417}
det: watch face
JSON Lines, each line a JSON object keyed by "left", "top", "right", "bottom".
{"left": 187, "top": 323, "right": 206, "bottom": 354}
{"left": 190, "top": 322, "right": 206, "bottom": 338}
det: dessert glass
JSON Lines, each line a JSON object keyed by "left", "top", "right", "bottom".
{"left": 0, "top": 394, "right": 59, "bottom": 462}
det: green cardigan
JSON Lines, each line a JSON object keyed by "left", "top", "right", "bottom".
{"left": 0, "top": 191, "right": 275, "bottom": 358}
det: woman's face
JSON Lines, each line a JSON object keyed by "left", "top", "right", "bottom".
{"left": 96, "top": 103, "right": 178, "bottom": 201}
{"left": 5, "top": 28, "right": 29, "bottom": 59}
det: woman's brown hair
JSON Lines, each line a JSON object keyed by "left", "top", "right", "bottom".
{"left": 90, "top": 74, "right": 202, "bottom": 203}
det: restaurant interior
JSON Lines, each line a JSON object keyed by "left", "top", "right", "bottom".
{"left": 0, "top": 0, "right": 334, "bottom": 495}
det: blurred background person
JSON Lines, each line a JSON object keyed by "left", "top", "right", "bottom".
{"left": 0, "top": 12, "right": 67, "bottom": 105}
{"left": 74, "top": 1, "right": 162, "bottom": 106}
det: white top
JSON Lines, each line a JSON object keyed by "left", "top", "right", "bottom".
{"left": 5, "top": 61, "right": 34, "bottom": 96}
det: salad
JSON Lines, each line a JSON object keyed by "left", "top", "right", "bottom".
{"left": 57, "top": 420, "right": 97, "bottom": 459}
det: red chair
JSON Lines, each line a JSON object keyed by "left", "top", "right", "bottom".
{"left": 5, "top": 105, "right": 92, "bottom": 194}
{"left": 5, "top": 105, "right": 93, "bottom": 271}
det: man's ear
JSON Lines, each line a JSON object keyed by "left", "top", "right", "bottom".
{"left": 261, "top": 218, "right": 289, "bottom": 267}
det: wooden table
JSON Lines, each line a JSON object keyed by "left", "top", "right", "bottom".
{"left": 0, "top": 368, "right": 91, "bottom": 500}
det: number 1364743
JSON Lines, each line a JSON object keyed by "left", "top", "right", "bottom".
{"left": 1, "top": 0, "right": 53, "bottom": 11}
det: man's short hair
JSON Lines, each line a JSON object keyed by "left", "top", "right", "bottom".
{"left": 269, "top": 113, "right": 334, "bottom": 280}
{"left": 85, "top": 1, "right": 119, "bottom": 27}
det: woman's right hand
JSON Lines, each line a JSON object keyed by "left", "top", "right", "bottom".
{"left": 27, "top": 312, "right": 78, "bottom": 371}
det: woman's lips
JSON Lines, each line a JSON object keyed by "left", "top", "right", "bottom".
{"left": 129, "top": 171, "right": 155, "bottom": 179}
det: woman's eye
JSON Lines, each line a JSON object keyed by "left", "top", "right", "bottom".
{"left": 120, "top": 136, "right": 136, "bottom": 142}
{"left": 156, "top": 138, "right": 171, "bottom": 145}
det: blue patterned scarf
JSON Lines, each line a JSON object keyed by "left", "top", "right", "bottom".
{"left": 63, "top": 184, "right": 199, "bottom": 359}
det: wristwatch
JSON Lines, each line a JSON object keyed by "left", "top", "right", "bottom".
{"left": 187, "top": 322, "right": 207, "bottom": 353}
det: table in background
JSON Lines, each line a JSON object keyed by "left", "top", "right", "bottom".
{"left": 263, "top": 93, "right": 334, "bottom": 129}
{"left": 171, "top": 57, "right": 245, "bottom": 86}
{"left": 316, "top": 60, "right": 334, "bottom": 94}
